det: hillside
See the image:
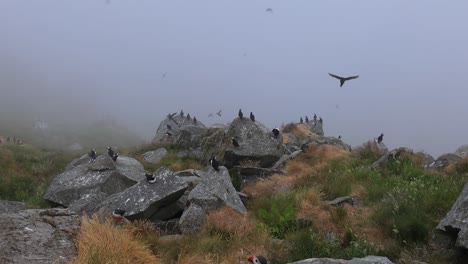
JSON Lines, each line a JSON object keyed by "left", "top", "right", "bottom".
{"left": 1, "top": 120, "right": 468, "bottom": 264}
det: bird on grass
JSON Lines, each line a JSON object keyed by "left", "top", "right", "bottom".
{"left": 247, "top": 255, "right": 268, "bottom": 264}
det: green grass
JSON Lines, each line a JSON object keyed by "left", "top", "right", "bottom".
{"left": 0, "top": 144, "right": 77, "bottom": 207}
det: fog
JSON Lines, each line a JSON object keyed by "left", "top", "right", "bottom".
{"left": 1, "top": 0, "right": 468, "bottom": 156}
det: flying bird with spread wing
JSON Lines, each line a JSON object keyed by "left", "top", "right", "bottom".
{"left": 216, "top": 110, "right": 222, "bottom": 117}
{"left": 328, "top": 73, "right": 359, "bottom": 87}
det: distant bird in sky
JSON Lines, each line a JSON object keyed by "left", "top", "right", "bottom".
{"left": 328, "top": 73, "right": 359, "bottom": 87}
{"left": 161, "top": 72, "right": 167, "bottom": 79}
{"left": 265, "top": 8, "right": 273, "bottom": 13}
{"left": 216, "top": 109, "right": 222, "bottom": 117}
{"left": 208, "top": 113, "right": 214, "bottom": 117}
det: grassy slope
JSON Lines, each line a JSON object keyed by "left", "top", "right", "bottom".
{"left": 2, "top": 128, "right": 468, "bottom": 263}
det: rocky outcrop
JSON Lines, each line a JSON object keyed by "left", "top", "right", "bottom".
{"left": 223, "top": 118, "right": 285, "bottom": 168}
{"left": 301, "top": 136, "right": 352, "bottom": 152}
{"left": 436, "top": 183, "right": 468, "bottom": 250}
{"left": 288, "top": 256, "right": 393, "bottom": 264}
{"left": 44, "top": 155, "right": 145, "bottom": 212}
{"left": 199, "top": 127, "right": 227, "bottom": 162}
{"left": 152, "top": 113, "right": 206, "bottom": 145}
{"left": 88, "top": 167, "right": 189, "bottom": 220}
{"left": 272, "top": 150, "right": 302, "bottom": 170}
{"left": 179, "top": 166, "right": 246, "bottom": 233}
{"left": 0, "top": 208, "right": 79, "bottom": 264}
{"left": 142, "top": 148, "right": 168, "bottom": 163}
{"left": 306, "top": 119, "right": 324, "bottom": 136}
{"left": 0, "top": 200, "right": 27, "bottom": 213}
{"left": 371, "top": 147, "right": 413, "bottom": 169}
{"left": 455, "top": 145, "right": 468, "bottom": 157}
{"left": 430, "top": 153, "right": 462, "bottom": 170}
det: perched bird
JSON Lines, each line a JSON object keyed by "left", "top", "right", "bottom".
{"left": 146, "top": 172, "right": 156, "bottom": 184}
{"left": 377, "top": 133, "right": 384, "bottom": 144}
{"left": 314, "top": 114, "right": 317, "bottom": 121}
{"left": 248, "top": 255, "right": 268, "bottom": 264}
{"left": 186, "top": 113, "right": 191, "bottom": 120}
{"left": 272, "top": 128, "right": 280, "bottom": 138}
{"left": 88, "top": 148, "right": 96, "bottom": 159}
{"left": 328, "top": 73, "right": 359, "bottom": 87}
{"left": 193, "top": 117, "right": 197, "bottom": 124}
{"left": 107, "top": 146, "right": 114, "bottom": 157}
{"left": 231, "top": 137, "right": 240, "bottom": 147}
{"left": 216, "top": 109, "right": 222, "bottom": 116}
{"left": 7, "top": 136, "right": 11, "bottom": 142}
{"left": 319, "top": 117, "right": 323, "bottom": 124}
{"left": 180, "top": 109, "right": 184, "bottom": 117}
{"left": 300, "top": 117, "right": 303, "bottom": 124}
{"left": 112, "top": 153, "right": 119, "bottom": 162}
{"left": 17, "top": 139, "right": 22, "bottom": 145}
{"left": 238, "top": 109, "right": 244, "bottom": 119}
{"left": 338, "top": 135, "right": 342, "bottom": 140}
{"left": 265, "top": 8, "right": 273, "bottom": 13}
{"left": 210, "top": 156, "right": 220, "bottom": 171}
{"left": 305, "top": 116, "right": 309, "bottom": 123}
{"left": 250, "top": 112, "right": 255, "bottom": 122}
{"left": 112, "top": 208, "right": 126, "bottom": 223}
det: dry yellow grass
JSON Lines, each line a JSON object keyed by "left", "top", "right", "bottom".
{"left": 72, "top": 214, "right": 162, "bottom": 264}
{"left": 206, "top": 207, "right": 254, "bottom": 237}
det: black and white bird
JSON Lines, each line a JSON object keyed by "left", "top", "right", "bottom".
{"left": 17, "top": 139, "right": 22, "bottom": 145}
{"left": 193, "top": 117, "right": 197, "bottom": 124}
{"left": 377, "top": 133, "right": 384, "bottom": 144}
{"left": 272, "top": 128, "right": 280, "bottom": 138}
{"left": 231, "top": 137, "right": 240, "bottom": 147}
{"left": 238, "top": 109, "right": 244, "bottom": 119}
{"left": 319, "top": 117, "right": 323, "bottom": 124}
{"left": 146, "top": 172, "right": 156, "bottom": 184}
{"left": 248, "top": 255, "right": 268, "bottom": 264}
{"left": 186, "top": 113, "right": 191, "bottom": 120}
{"left": 112, "top": 208, "right": 126, "bottom": 223}
{"left": 210, "top": 156, "right": 220, "bottom": 171}
{"left": 300, "top": 117, "right": 303, "bottom": 124}
{"left": 328, "top": 73, "right": 359, "bottom": 87}
{"left": 88, "top": 148, "right": 97, "bottom": 159}
{"left": 107, "top": 146, "right": 114, "bottom": 157}
{"left": 338, "top": 135, "right": 342, "bottom": 140}
{"left": 305, "top": 116, "right": 309, "bottom": 123}
{"left": 112, "top": 153, "right": 119, "bottom": 162}
{"left": 180, "top": 109, "right": 184, "bottom": 117}
{"left": 314, "top": 114, "right": 317, "bottom": 121}
{"left": 250, "top": 112, "right": 255, "bottom": 122}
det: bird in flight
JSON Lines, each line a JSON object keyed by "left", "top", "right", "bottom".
{"left": 216, "top": 110, "right": 222, "bottom": 117}
{"left": 328, "top": 73, "right": 359, "bottom": 87}
{"left": 266, "top": 8, "right": 273, "bottom": 13}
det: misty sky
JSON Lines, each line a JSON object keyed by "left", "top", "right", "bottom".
{"left": 1, "top": 0, "right": 468, "bottom": 157}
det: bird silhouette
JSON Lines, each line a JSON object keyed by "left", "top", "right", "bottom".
{"left": 265, "top": 8, "right": 273, "bottom": 13}
{"left": 216, "top": 109, "right": 222, "bottom": 116}
{"left": 328, "top": 73, "right": 359, "bottom": 87}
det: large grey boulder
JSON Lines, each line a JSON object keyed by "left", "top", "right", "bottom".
{"left": 306, "top": 119, "right": 324, "bottom": 136}
{"left": 152, "top": 112, "right": 206, "bottom": 145}
{"left": 44, "top": 155, "right": 145, "bottom": 211}
{"left": 179, "top": 166, "right": 246, "bottom": 233}
{"left": 301, "top": 136, "right": 352, "bottom": 152}
{"left": 223, "top": 118, "right": 285, "bottom": 168}
{"left": 0, "top": 208, "right": 79, "bottom": 264}
{"left": 371, "top": 147, "right": 413, "bottom": 169}
{"left": 142, "top": 148, "right": 168, "bottom": 163}
{"left": 288, "top": 256, "right": 393, "bottom": 264}
{"left": 430, "top": 153, "right": 462, "bottom": 170}
{"left": 88, "top": 167, "right": 189, "bottom": 220}
{"left": 0, "top": 200, "right": 27, "bottom": 213}
{"left": 455, "top": 145, "right": 468, "bottom": 157}
{"left": 436, "top": 183, "right": 468, "bottom": 250}
{"left": 199, "top": 127, "right": 227, "bottom": 162}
